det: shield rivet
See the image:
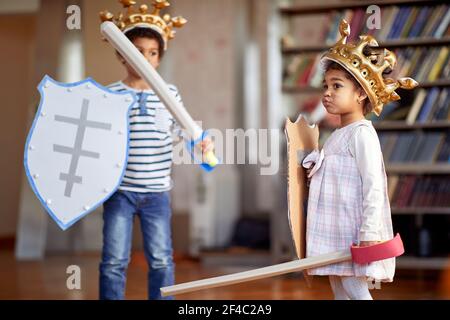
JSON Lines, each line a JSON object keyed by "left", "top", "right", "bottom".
{"left": 125, "top": 97, "right": 132, "bottom": 102}
{"left": 103, "top": 188, "right": 110, "bottom": 193}
{"left": 118, "top": 130, "right": 123, "bottom": 135}
{"left": 40, "top": 112, "right": 47, "bottom": 117}
{"left": 83, "top": 205, "right": 90, "bottom": 211}
{"left": 103, "top": 94, "right": 108, "bottom": 98}
{"left": 44, "top": 83, "right": 49, "bottom": 88}
{"left": 86, "top": 84, "right": 91, "bottom": 89}
{"left": 29, "top": 145, "right": 35, "bottom": 151}
{"left": 115, "top": 163, "right": 121, "bottom": 168}
{"left": 46, "top": 199, "right": 52, "bottom": 205}
{"left": 67, "top": 88, "right": 73, "bottom": 92}
{"left": 33, "top": 174, "right": 39, "bottom": 179}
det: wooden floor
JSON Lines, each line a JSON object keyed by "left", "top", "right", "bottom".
{"left": 1, "top": 250, "right": 449, "bottom": 300}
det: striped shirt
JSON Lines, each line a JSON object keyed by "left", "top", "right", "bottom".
{"left": 108, "top": 81, "right": 182, "bottom": 193}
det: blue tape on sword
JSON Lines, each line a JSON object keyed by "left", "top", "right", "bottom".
{"left": 185, "top": 130, "right": 219, "bottom": 172}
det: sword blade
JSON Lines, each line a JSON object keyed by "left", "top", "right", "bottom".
{"left": 161, "top": 250, "right": 351, "bottom": 296}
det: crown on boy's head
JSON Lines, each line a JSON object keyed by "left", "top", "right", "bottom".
{"left": 322, "top": 19, "right": 418, "bottom": 116}
{"left": 99, "top": 0, "right": 187, "bottom": 50}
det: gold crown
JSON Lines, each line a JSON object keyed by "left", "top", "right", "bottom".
{"left": 100, "top": 0, "right": 187, "bottom": 50}
{"left": 322, "top": 19, "right": 418, "bottom": 116}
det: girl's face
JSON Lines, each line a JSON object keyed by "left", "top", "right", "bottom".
{"left": 322, "top": 68, "right": 367, "bottom": 116}
{"left": 120, "top": 37, "right": 161, "bottom": 78}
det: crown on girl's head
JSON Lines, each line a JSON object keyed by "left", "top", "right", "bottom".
{"left": 100, "top": 0, "right": 187, "bottom": 50}
{"left": 322, "top": 19, "right": 418, "bottom": 116}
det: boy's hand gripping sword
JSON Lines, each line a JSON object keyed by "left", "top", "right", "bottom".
{"left": 101, "top": 21, "right": 218, "bottom": 171}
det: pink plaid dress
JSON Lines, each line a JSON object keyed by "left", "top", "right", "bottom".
{"left": 303, "top": 120, "right": 395, "bottom": 282}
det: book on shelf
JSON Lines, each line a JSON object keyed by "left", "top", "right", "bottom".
{"left": 414, "top": 133, "right": 446, "bottom": 163}
{"left": 379, "top": 131, "right": 447, "bottom": 163}
{"left": 322, "top": 4, "right": 450, "bottom": 43}
{"left": 416, "top": 88, "right": 441, "bottom": 123}
{"left": 405, "top": 89, "right": 427, "bottom": 124}
{"left": 370, "top": 87, "right": 449, "bottom": 123}
{"left": 436, "top": 135, "right": 450, "bottom": 163}
{"left": 387, "top": 175, "right": 450, "bottom": 207}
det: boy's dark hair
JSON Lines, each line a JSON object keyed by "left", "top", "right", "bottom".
{"left": 124, "top": 27, "right": 165, "bottom": 59}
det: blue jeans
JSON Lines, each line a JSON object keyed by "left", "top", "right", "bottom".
{"left": 99, "top": 190, "right": 175, "bottom": 300}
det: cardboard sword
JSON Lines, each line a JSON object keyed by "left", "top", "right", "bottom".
{"left": 160, "top": 234, "right": 404, "bottom": 296}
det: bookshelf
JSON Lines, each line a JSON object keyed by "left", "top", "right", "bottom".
{"left": 283, "top": 79, "right": 450, "bottom": 93}
{"left": 279, "top": 0, "right": 441, "bottom": 15}
{"left": 385, "top": 164, "right": 450, "bottom": 174}
{"left": 374, "top": 121, "right": 450, "bottom": 130}
{"left": 279, "top": 0, "right": 450, "bottom": 269}
{"left": 282, "top": 37, "right": 450, "bottom": 54}
{"left": 396, "top": 256, "right": 450, "bottom": 269}
{"left": 391, "top": 207, "right": 450, "bottom": 215}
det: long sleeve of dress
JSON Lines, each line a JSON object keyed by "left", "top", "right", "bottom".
{"left": 349, "top": 126, "right": 384, "bottom": 242}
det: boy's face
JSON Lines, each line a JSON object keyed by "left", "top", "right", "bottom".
{"left": 322, "top": 69, "right": 366, "bottom": 115}
{"left": 119, "top": 37, "right": 161, "bottom": 78}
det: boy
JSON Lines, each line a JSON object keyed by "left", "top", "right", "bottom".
{"left": 99, "top": 1, "right": 213, "bottom": 300}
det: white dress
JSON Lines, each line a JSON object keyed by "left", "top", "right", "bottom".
{"left": 302, "top": 119, "right": 395, "bottom": 282}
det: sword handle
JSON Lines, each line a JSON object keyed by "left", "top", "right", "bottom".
{"left": 203, "top": 150, "right": 219, "bottom": 168}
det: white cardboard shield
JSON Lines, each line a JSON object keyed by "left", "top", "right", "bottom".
{"left": 24, "top": 75, "right": 136, "bottom": 230}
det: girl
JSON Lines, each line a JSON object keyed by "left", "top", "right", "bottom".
{"left": 302, "top": 20, "right": 417, "bottom": 300}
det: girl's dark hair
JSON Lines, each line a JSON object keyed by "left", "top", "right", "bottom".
{"left": 124, "top": 27, "right": 165, "bottom": 59}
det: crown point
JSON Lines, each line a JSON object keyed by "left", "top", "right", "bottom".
{"left": 398, "top": 77, "right": 419, "bottom": 90}
{"left": 120, "top": 0, "right": 136, "bottom": 8}
{"left": 339, "top": 19, "right": 350, "bottom": 36}
{"left": 359, "top": 35, "right": 378, "bottom": 47}
{"left": 336, "top": 19, "right": 350, "bottom": 45}
{"left": 154, "top": 0, "right": 171, "bottom": 10}
{"left": 172, "top": 16, "right": 187, "bottom": 28}
{"left": 373, "top": 106, "right": 382, "bottom": 116}
{"left": 391, "top": 92, "right": 401, "bottom": 101}
{"left": 140, "top": 4, "right": 149, "bottom": 13}
{"left": 100, "top": 11, "right": 114, "bottom": 22}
